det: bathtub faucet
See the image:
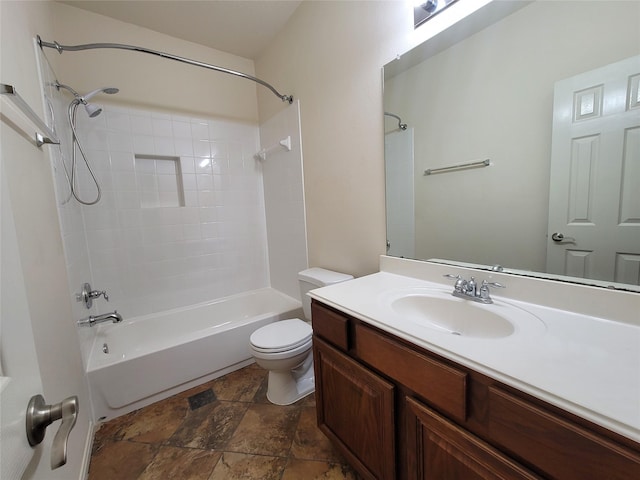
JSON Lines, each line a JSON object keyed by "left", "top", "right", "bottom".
{"left": 77, "top": 310, "right": 123, "bottom": 327}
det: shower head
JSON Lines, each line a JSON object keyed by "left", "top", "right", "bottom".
{"left": 79, "top": 87, "right": 119, "bottom": 118}
{"left": 84, "top": 103, "right": 102, "bottom": 118}
{"left": 55, "top": 82, "right": 119, "bottom": 117}
{"left": 81, "top": 87, "right": 119, "bottom": 102}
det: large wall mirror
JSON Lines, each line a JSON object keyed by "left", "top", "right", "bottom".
{"left": 384, "top": 0, "right": 640, "bottom": 292}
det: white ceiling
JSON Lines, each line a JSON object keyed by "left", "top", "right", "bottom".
{"left": 59, "top": 1, "right": 303, "bottom": 59}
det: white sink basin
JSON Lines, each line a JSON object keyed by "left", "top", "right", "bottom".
{"left": 384, "top": 288, "right": 545, "bottom": 339}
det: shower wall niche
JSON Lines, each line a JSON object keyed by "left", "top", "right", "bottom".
{"left": 134, "top": 154, "right": 185, "bottom": 208}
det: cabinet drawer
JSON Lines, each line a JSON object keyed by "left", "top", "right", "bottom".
{"left": 488, "top": 386, "right": 640, "bottom": 480}
{"left": 355, "top": 323, "right": 467, "bottom": 422}
{"left": 311, "top": 301, "right": 350, "bottom": 351}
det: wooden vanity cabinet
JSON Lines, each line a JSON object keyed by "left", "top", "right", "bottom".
{"left": 314, "top": 337, "right": 396, "bottom": 480}
{"left": 311, "top": 300, "right": 640, "bottom": 480}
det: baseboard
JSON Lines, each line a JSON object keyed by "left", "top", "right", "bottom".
{"left": 78, "top": 421, "right": 95, "bottom": 480}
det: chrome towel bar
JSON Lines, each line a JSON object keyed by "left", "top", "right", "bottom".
{"left": 424, "top": 158, "right": 490, "bottom": 176}
{"left": 1, "top": 83, "right": 60, "bottom": 147}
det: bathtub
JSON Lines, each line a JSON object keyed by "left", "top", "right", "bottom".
{"left": 87, "top": 288, "right": 303, "bottom": 421}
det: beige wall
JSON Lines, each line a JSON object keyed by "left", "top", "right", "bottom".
{"left": 254, "top": 0, "right": 491, "bottom": 277}
{"left": 0, "top": 1, "right": 91, "bottom": 478}
{"left": 255, "top": 1, "right": 415, "bottom": 277}
{"left": 51, "top": 2, "right": 259, "bottom": 122}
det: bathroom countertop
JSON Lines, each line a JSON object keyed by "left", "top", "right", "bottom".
{"left": 309, "top": 271, "right": 640, "bottom": 443}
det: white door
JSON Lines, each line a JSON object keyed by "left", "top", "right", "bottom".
{"left": 385, "top": 128, "right": 415, "bottom": 258}
{"left": 0, "top": 157, "right": 44, "bottom": 479}
{"left": 546, "top": 55, "right": 640, "bottom": 284}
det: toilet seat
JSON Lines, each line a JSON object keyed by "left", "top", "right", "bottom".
{"left": 250, "top": 319, "right": 312, "bottom": 354}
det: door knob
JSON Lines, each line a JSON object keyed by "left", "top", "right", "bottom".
{"left": 551, "top": 232, "right": 576, "bottom": 243}
{"left": 26, "top": 394, "right": 78, "bottom": 469}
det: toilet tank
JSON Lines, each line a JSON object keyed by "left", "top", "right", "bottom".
{"left": 298, "top": 268, "right": 353, "bottom": 320}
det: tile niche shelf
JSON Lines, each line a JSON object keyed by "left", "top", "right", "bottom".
{"left": 134, "top": 154, "right": 185, "bottom": 208}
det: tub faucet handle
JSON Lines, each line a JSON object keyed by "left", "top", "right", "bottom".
{"left": 91, "top": 290, "right": 109, "bottom": 302}
{"left": 76, "top": 282, "right": 108, "bottom": 309}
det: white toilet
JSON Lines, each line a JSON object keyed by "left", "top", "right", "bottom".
{"left": 249, "top": 268, "right": 353, "bottom": 405}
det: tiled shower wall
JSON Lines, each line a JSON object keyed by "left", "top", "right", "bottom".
{"left": 75, "top": 104, "right": 269, "bottom": 315}
{"left": 47, "top": 88, "right": 278, "bottom": 362}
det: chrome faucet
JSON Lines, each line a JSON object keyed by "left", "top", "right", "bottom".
{"left": 77, "top": 310, "right": 123, "bottom": 327}
{"left": 444, "top": 274, "right": 505, "bottom": 304}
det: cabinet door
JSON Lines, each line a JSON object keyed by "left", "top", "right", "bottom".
{"left": 406, "top": 397, "right": 541, "bottom": 480}
{"left": 314, "top": 337, "right": 395, "bottom": 480}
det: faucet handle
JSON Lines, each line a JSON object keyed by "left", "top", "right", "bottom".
{"left": 481, "top": 280, "right": 505, "bottom": 289}
{"left": 76, "top": 283, "right": 109, "bottom": 309}
{"left": 479, "top": 280, "right": 505, "bottom": 302}
{"left": 444, "top": 274, "right": 466, "bottom": 292}
{"left": 90, "top": 290, "right": 109, "bottom": 302}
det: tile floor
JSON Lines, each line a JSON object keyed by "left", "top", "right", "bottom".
{"left": 88, "top": 364, "right": 360, "bottom": 479}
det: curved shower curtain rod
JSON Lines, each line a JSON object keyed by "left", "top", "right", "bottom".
{"left": 37, "top": 36, "right": 293, "bottom": 104}
{"left": 384, "top": 112, "right": 407, "bottom": 130}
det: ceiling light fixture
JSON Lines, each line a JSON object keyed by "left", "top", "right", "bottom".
{"left": 414, "top": 0, "right": 460, "bottom": 28}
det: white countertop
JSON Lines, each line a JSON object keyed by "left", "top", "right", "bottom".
{"left": 309, "top": 269, "right": 640, "bottom": 443}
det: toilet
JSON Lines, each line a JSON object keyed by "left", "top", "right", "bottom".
{"left": 249, "top": 268, "right": 353, "bottom": 405}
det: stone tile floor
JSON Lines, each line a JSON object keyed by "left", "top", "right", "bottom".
{"left": 88, "top": 363, "right": 360, "bottom": 479}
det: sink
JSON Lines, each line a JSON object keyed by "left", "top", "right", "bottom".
{"left": 385, "top": 288, "right": 544, "bottom": 339}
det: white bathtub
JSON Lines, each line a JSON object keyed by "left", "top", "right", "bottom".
{"left": 87, "top": 288, "right": 302, "bottom": 421}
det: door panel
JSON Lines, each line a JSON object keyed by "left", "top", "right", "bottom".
{"left": 1, "top": 160, "right": 43, "bottom": 479}
{"left": 547, "top": 55, "right": 640, "bottom": 284}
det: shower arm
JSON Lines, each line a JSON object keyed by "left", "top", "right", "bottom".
{"left": 37, "top": 36, "right": 293, "bottom": 104}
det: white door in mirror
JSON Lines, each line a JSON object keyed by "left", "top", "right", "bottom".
{"left": 547, "top": 54, "right": 640, "bottom": 284}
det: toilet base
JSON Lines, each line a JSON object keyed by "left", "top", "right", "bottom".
{"left": 265, "top": 360, "right": 315, "bottom": 406}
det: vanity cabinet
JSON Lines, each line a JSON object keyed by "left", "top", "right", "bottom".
{"left": 314, "top": 337, "right": 396, "bottom": 480}
{"left": 311, "top": 300, "right": 640, "bottom": 480}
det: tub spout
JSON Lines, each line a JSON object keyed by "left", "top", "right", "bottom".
{"left": 77, "top": 310, "right": 123, "bottom": 327}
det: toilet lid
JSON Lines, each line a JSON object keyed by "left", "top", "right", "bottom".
{"left": 250, "top": 319, "right": 312, "bottom": 353}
